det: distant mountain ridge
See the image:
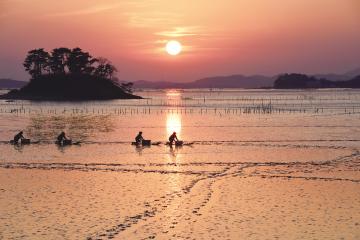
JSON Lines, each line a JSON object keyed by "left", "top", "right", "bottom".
{"left": 345, "top": 67, "right": 360, "bottom": 78}
{"left": 131, "top": 67, "right": 360, "bottom": 89}
{"left": 313, "top": 67, "right": 360, "bottom": 81}
{"left": 132, "top": 75, "right": 276, "bottom": 89}
{"left": 0, "top": 79, "right": 27, "bottom": 89}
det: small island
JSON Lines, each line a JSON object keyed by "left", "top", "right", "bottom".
{"left": 274, "top": 73, "right": 360, "bottom": 89}
{"left": 0, "top": 47, "right": 141, "bottom": 100}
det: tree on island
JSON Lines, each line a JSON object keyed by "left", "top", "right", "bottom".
{"left": 24, "top": 47, "right": 107, "bottom": 78}
{"left": 1, "top": 47, "right": 140, "bottom": 100}
{"left": 23, "top": 48, "right": 51, "bottom": 78}
{"left": 94, "top": 58, "right": 117, "bottom": 79}
{"left": 49, "top": 47, "right": 71, "bottom": 74}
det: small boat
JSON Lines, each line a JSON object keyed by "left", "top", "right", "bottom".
{"left": 142, "top": 140, "right": 151, "bottom": 146}
{"left": 55, "top": 139, "right": 73, "bottom": 146}
{"left": 10, "top": 139, "right": 31, "bottom": 145}
{"left": 131, "top": 140, "right": 151, "bottom": 146}
{"left": 21, "top": 139, "right": 31, "bottom": 144}
{"left": 166, "top": 141, "right": 183, "bottom": 146}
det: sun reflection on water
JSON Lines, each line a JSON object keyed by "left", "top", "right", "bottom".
{"left": 166, "top": 112, "right": 182, "bottom": 163}
{"left": 165, "top": 89, "right": 181, "bottom": 98}
{"left": 166, "top": 113, "right": 182, "bottom": 138}
{"left": 165, "top": 88, "right": 183, "bottom": 138}
{"left": 165, "top": 112, "right": 182, "bottom": 196}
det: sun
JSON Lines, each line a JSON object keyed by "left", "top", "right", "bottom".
{"left": 166, "top": 40, "right": 182, "bottom": 56}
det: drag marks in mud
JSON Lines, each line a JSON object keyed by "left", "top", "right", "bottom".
{"left": 1, "top": 147, "right": 359, "bottom": 239}
{"left": 83, "top": 152, "right": 360, "bottom": 239}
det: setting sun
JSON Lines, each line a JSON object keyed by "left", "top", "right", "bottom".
{"left": 165, "top": 40, "right": 182, "bottom": 56}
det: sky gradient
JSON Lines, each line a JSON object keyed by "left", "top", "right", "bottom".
{"left": 0, "top": 0, "right": 359, "bottom": 81}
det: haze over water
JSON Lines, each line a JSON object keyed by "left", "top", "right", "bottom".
{"left": 1, "top": 89, "right": 360, "bottom": 239}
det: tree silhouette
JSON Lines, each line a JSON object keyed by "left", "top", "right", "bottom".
{"left": 49, "top": 47, "right": 71, "bottom": 74}
{"left": 68, "top": 48, "right": 97, "bottom": 74}
{"left": 23, "top": 47, "right": 120, "bottom": 78}
{"left": 23, "top": 48, "right": 50, "bottom": 78}
{"left": 120, "top": 82, "right": 134, "bottom": 94}
{"left": 17, "top": 47, "right": 137, "bottom": 99}
{"left": 94, "top": 58, "right": 117, "bottom": 79}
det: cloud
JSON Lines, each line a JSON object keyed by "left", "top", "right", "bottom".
{"left": 116, "top": 0, "right": 182, "bottom": 28}
{"left": 121, "top": 0, "right": 161, "bottom": 8}
{"left": 44, "top": 4, "right": 120, "bottom": 17}
{"left": 155, "top": 26, "right": 207, "bottom": 38}
{"left": 125, "top": 12, "right": 182, "bottom": 28}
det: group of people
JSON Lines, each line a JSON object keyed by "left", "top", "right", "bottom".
{"left": 13, "top": 131, "right": 69, "bottom": 144}
{"left": 13, "top": 131, "right": 180, "bottom": 145}
{"left": 136, "top": 131, "right": 179, "bottom": 145}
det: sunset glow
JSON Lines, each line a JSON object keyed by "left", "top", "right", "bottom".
{"left": 0, "top": 0, "right": 359, "bottom": 81}
{"left": 1, "top": 1, "right": 360, "bottom": 238}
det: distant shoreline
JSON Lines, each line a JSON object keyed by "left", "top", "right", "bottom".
{"left": 2, "top": 87, "right": 360, "bottom": 96}
{"left": 2, "top": 71, "right": 360, "bottom": 90}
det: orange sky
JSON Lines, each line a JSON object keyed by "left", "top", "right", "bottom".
{"left": 0, "top": 0, "right": 359, "bottom": 81}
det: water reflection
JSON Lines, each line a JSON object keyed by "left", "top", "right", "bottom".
{"left": 56, "top": 144, "right": 66, "bottom": 154}
{"left": 13, "top": 143, "right": 24, "bottom": 152}
{"left": 134, "top": 145, "right": 151, "bottom": 156}
{"left": 169, "top": 145, "right": 176, "bottom": 158}
{"left": 169, "top": 145, "right": 183, "bottom": 156}
{"left": 166, "top": 113, "right": 182, "bottom": 139}
{"left": 166, "top": 89, "right": 181, "bottom": 98}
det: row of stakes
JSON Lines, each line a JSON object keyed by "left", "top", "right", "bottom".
{"left": 1, "top": 106, "right": 359, "bottom": 115}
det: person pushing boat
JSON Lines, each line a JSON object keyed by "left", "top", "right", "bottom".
{"left": 57, "top": 131, "right": 69, "bottom": 144}
{"left": 13, "top": 131, "right": 25, "bottom": 144}
{"left": 135, "top": 131, "right": 144, "bottom": 145}
{"left": 168, "top": 132, "right": 179, "bottom": 145}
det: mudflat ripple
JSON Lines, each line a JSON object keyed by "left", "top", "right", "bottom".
{"left": 0, "top": 147, "right": 359, "bottom": 239}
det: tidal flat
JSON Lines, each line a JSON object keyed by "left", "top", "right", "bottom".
{"left": 1, "top": 89, "right": 360, "bottom": 239}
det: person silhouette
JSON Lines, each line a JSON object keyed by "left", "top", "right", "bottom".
{"left": 57, "top": 131, "right": 68, "bottom": 144}
{"left": 168, "top": 132, "right": 178, "bottom": 145}
{"left": 13, "top": 131, "right": 25, "bottom": 144}
{"left": 135, "top": 131, "right": 144, "bottom": 144}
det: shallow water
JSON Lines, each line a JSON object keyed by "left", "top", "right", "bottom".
{"left": 0, "top": 89, "right": 360, "bottom": 239}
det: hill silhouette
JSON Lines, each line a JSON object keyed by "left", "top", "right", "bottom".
{"left": 274, "top": 73, "right": 360, "bottom": 89}
{"left": 132, "top": 75, "right": 275, "bottom": 89}
{"left": 0, "top": 47, "right": 141, "bottom": 100}
{"left": 131, "top": 68, "right": 360, "bottom": 89}
{"left": 0, "top": 79, "right": 27, "bottom": 89}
